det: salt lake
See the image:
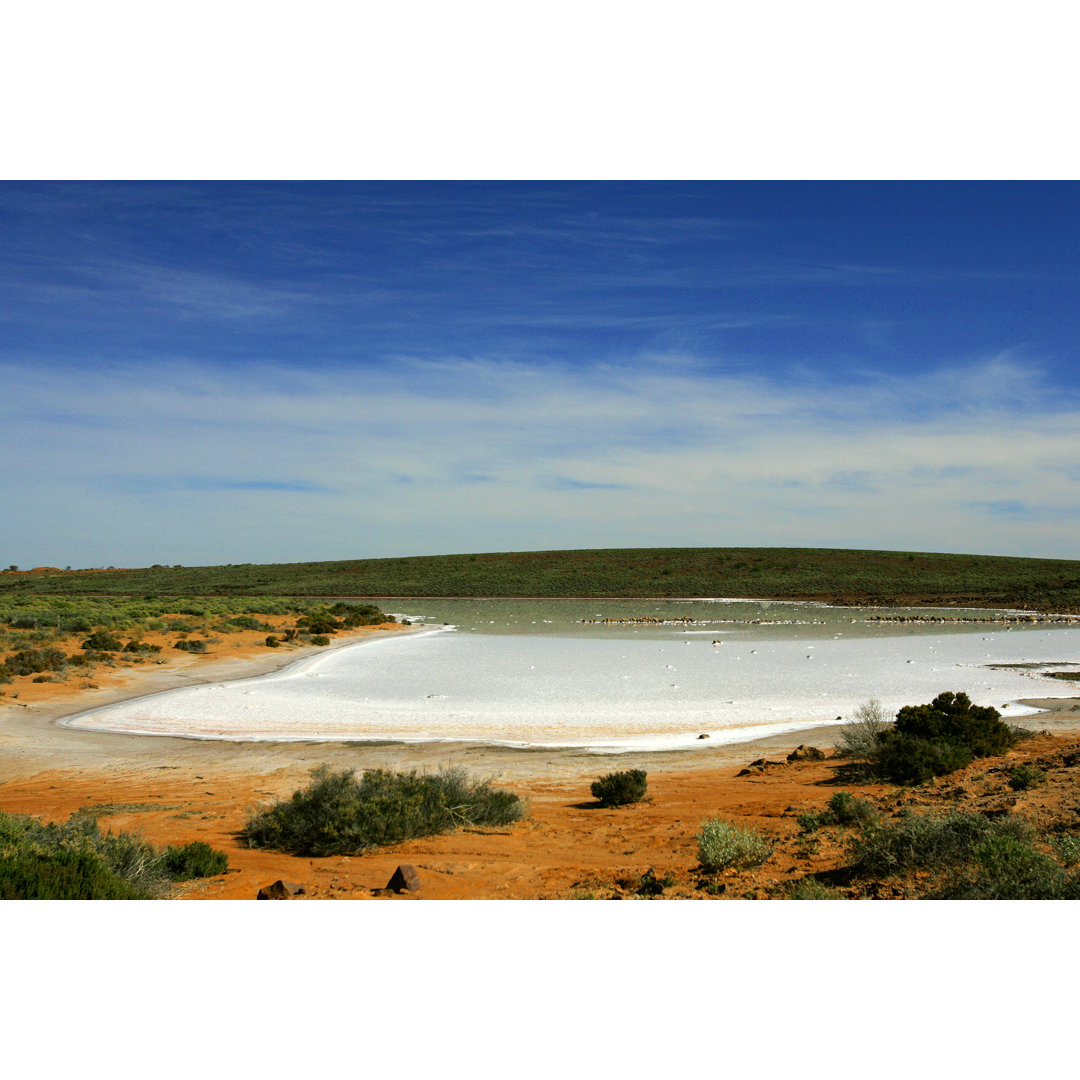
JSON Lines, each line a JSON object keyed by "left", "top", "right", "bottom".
{"left": 64, "top": 598, "right": 1080, "bottom": 752}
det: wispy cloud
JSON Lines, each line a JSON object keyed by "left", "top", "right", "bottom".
{"left": 3, "top": 352, "right": 1079, "bottom": 566}
{"left": 969, "top": 500, "right": 1031, "bottom": 518}
{"left": 6, "top": 254, "right": 316, "bottom": 322}
{"left": 108, "top": 476, "right": 336, "bottom": 494}
{"left": 968, "top": 500, "right": 1080, "bottom": 522}
{"left": 548, "top": 477, "right": 632, "bottom": 491}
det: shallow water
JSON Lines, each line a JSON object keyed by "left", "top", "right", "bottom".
{"left": 66, "top": 599, "right": 1080, "bottom": 752}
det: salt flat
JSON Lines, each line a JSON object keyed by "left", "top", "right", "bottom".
{"left": 65, "top": 600, "right": 1080, "bottom": 751}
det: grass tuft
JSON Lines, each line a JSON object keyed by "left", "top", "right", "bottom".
{"left": 162, "top": 840, "right": 229, "bottom": 880}
{"left": 786, "top": 877, "right": 841, "bottom": 899}
{"left": 1007, "top": 763, "right": 1047, "bottom": 791}
{"left": 696, "top": 817, "right": 773, "bottom": 872}
{"left": 798, "top": 791, "right": 879, "bottom": 833}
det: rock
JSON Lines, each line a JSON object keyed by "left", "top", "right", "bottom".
{"left": 257, "top": 879, "right": 306, "bottom": 900}
{"left": 737, "top": 765, "right": 764, "bottom": 777}
{"left": 371, "top": 888, "right": 396, "bottom": 897}
{"left": 387, "top": 864, "right": 422, "bottom": 893}
{"left": 697, "top": 733, "right": 710, "bottom": 739}
{"left": 787, "top": 745, "right": 826, "bottom": 762}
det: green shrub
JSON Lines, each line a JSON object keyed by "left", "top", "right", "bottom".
{"left": 0, "top": 810, "right": 166, "bottom": 898}
{"left": 0, "top": 646, "right": 67, "bottom": 677}
{"left": 697, "top": 817, "right": 773, "bottom": 872}
{"left": 849, "top": 811, "right": 1031, "bottom": 877}
{"left": 80, "top": 649, "right": 118, "bottom": 665}
{"left": 0, "top": 810, "right": 230, "bottom": 898}
{"left": 796, "top": 791, "right": 878, "bottom": 833}
{"left": 892, "top": 691, "right": 1014, "bottom": 757}
{"left": 796, "top": 809, "right": 829, "bottom": 833}
{"left": 1007, "top": 763, "right": 1047, "bottom": 791}
{"left": 875, "top": 735, "right": 973, "bottom": 784}
{"left": 827, "top": 790, "right": 879, "bottom": 826}
{"left": 331, "top": 602, "right": 387, "bottom": 628}
{"left": 1051, "top": 835, "right": 1080, "bottom": 866}
{"left": 265, "top": 635, "right": 280, "bottom": 647}
{"left": 590, "top": 769, "right": 648, "bottom": 807}
{"left": 221, "top": 615, "right": 272, "bottom": 631}
{"left": 123, "top": 641, "right": 162, "bottom": 654}
{"left": 174, "top": 638, "right": 208, "bottom": 653}
{"left": 836, "top": 693, "right": 1017, "bottom": 785}
{"left": 0, "top": 849, "right": 152, "bottom": 900}
{"left": 80, "top": 630, "right": 123, "bottom": 652}
{"left": 310, "top": 634, "right": 330, "bottom": 646}
{"left": 930, "top": 834, "right": 1080, "bottom": 900}
{"left": 161, "top": 840, "right": 228, "bottom": 880}
{"left": 786, "top": 877, "right": 841, "bottom": 899}
{"left": 869, "top": 691, "right": 1014, "bottom": 785}
{"left": 242, "top": 765, "right": 527, "bottom": 857}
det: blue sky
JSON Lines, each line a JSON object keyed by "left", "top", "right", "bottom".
{"left": 3, "top": 181, "right": 1079, "bottom": 568}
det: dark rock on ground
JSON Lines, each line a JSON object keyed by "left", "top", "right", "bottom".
{"left": 257, "top": 879, "right": 306, "bottom": 900}
{"left": 739, "top": 758, "right": 785, "bottom": 775}
{"left": 787, "top": 745, "right": 826, "bottom": 762}
{"left": 387, "top": 864, "right": 422, "bottom": 893}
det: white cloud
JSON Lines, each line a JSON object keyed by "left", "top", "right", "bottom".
{"left": 3, "top": 354, "right": 1079, "bottom": 566}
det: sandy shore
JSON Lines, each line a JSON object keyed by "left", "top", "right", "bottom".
{"left": 3, "top": 622, "right": 1080, "bottom": 899}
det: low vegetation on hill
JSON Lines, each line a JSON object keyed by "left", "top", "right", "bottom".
{"left": 2, "top": 547, "right": 1079, "bottom": 612}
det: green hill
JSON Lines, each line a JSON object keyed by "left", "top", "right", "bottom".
{"left": 4, "top": 547, "right": 1080, "bottom": 612}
